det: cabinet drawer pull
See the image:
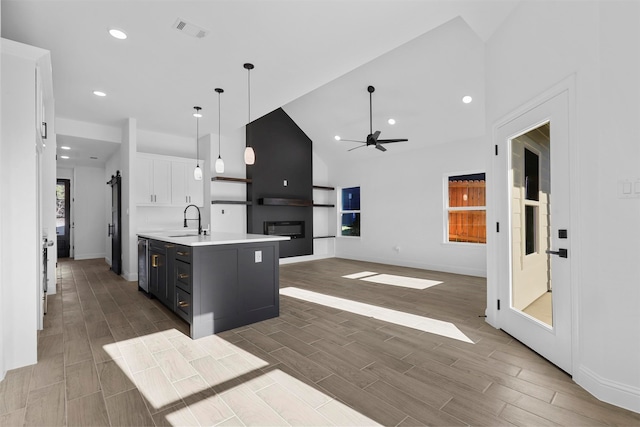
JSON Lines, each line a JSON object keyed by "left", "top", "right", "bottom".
{"left": 151, "top": 254, "right": 158, "bottom": 268}
{"left": 177, "top": 299, "right": 189, "bottom": 308}
{"left": 164, "top": 244, "right": 175, "bottom": 248}
{"left": 178, "top": 273, "right": 189, "bottom": 279}
{"left": 177, "top": 251, "right": 190, "bottom": 256}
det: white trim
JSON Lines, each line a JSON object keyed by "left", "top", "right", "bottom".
{"left": 340, "top": 253, "right": 487, "bottom": 278}
{"left": 575, "top": 365, "right": 640, "bottom": 414}
{"left": 73, "top": 253, "right": 106, "bottom": 261}
{"left": 487, "top": 74, "right": 578, "bottom": 373}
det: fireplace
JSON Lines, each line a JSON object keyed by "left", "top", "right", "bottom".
{"left": 264, "top": 221, "right": 305, "bottom": 239}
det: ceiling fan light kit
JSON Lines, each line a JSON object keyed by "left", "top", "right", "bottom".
{"left": 340, "top": 85, "right": 408, "bottom": 152}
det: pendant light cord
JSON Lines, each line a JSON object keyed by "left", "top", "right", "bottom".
{"left": 247, "top": 66, "right": 251, "bottom": 125}
{"left": 218, "top": 91, "right": 221, "bottom": 156}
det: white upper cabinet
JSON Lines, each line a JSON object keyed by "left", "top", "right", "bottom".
{"left": 136, "top": 155, "right": 172, "bottom": 205}
{"left": 136, "top": 153, "right": 204, "bottom": 207}
{"left": 171, "top": 160, "right": 204, "bottom": 207}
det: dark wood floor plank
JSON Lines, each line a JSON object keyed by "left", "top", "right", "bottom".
{"left": 362, "top": 362, "right": 453, "bottom": 409}
{"left": 316, "top": 375, "right": 406, "bottom": 426}
{"left": 364, "top": 379, "right": 466, "bottom": 426}
{"left": 2, "top": 258, "right": 635, "bottom": 427}
{"left": 308, "top": 350, "right": 378, "bottom": 389}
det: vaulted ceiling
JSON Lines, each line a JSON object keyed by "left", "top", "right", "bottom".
{"left": 1, "top": 0, "right": 519, "bottom": 165}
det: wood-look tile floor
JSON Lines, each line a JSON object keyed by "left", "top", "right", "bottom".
{"left": 1, "top": 258, "right": 638, "bottom": 426}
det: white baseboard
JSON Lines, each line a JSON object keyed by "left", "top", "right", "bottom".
{"left": 73, "top": 253, "right": 106, "bottom": 261}
{"left": 336, "top": 253, "right": 487, "bottom": 278}
{"left": 575, "top": 364, "right": 640, "bottom": 414}
{"left": 280, "top": 253, "right": 334, "bottom": 265}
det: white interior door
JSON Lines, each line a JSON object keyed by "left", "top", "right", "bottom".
{"left": 496, "top": 89, "right": 572, "bottom": 374}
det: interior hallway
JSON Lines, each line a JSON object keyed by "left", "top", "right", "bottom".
{"left": 0, "top": 258, "right": 637, "bottom": 426}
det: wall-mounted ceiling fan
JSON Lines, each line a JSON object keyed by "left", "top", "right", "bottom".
{"left": 340, "top": 85, "right": 408, "bottom": 152}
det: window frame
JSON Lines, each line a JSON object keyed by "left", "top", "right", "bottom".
{"left": 444, "top": 171, "right": 486, "bottom": 245}
{"left": 338, "top": 186, "right": 361, "bottom": 238}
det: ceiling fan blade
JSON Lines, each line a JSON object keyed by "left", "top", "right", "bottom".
{"left": 371, "top": 130, "right": 381, "bottom": 141}
{"left": 377, "top": 138, "right": 408, "bottom": 143}
{"left": 375, "top": 143, "right": 387, "bottom": 152}
{"left": 348, "top": 144, "right": 367, "bottom": 152}
{"left": 340, "top": 138, "right": 366, "bottom": 143}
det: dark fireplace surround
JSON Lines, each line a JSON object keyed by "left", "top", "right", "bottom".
{"left": 246, "top": 108, "right": 313, "bottom": 258}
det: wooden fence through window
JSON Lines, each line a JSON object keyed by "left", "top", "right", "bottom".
{"left": 448, "top": 180, "right": 486, "bottom": 243}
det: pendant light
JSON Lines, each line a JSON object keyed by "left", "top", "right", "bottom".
{"left": 214, "top": 88, "right": 225, "bottom": 174}
{"left": 193, "top": 106, "right": 203, "bottom": 180}
{"left": 244, "top": 63, "right": 256, "bottom": 165}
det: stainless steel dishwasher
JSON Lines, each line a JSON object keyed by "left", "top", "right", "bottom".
{"left": 137, "top": 237, "right": 149, "bottom": 293}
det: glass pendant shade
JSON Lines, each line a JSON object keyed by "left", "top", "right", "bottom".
{"left": 215, "top": 156, "right": 225, "bottom": 173}
{"left": 244, "top": 146, "right": 255, "bottom": 165}
{"left": 244, "top": 63, "right": 256, "bottom": 166}
{"left": 193, "top": 165, "right": 203, "bottom": 180}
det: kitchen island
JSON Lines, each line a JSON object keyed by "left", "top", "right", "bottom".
{"left": 138, "top": 231, "right": 289, "bottom": 339}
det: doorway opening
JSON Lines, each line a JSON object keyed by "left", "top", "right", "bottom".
{"left": 56, "top": 179, "right": 71, "bottom": 258}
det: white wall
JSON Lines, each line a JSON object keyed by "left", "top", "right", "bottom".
{"left": 485, "top": 0, "right": 640, "bottom": 412}
{"left": 73, "top": 166, "right": 106, "bottom": 260}
{"left": 0, "top": 41, "right": 44, "bottom": 375}
{"left": 121, "top": 119, "right": 137, "bottom": 280}
{"left": 0, "top": 8, "right": 5, "bottom": 382}
{"left": 331, "top": 137, "right": 487, "bottom": 277}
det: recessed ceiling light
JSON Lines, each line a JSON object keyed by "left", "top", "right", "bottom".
{"left": 60, "top": 146, "right": 71, "bottom": 150}
{"left": 334, "top": 135, "right": 341, "bottom": 141}
{"left": 462, "top": 95, "right": 473, "bottom": 104}
{"left": 109, "top": 28, "right": 127, "bottom": 40}
{"left": 93, "top": 91, "right": 106, "bottom": 97}
{"left": 60, "top": 155, "right": 69, "bottom": 159}
{"left": 388, "top": 118, "right": 396, "bottom": 125}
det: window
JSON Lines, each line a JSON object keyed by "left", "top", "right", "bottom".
{"left": 340, "top": 186, "right": 360, "bottom": 237}
{"left": 523, "top": 147, "right": 540, "bottom": 254}
{"left": 446, "top": 173, "right": 486, "bottom": 244}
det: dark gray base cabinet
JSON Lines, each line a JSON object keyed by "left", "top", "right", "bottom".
{"left": 147, "top": 239, "right": 280, "bottom": 339}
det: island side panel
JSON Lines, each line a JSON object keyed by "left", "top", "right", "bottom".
{"left": 238, "top": 243, "right": 279, "bottom": 325}
{"left": 190, "top": 241, "right": 279, "bottom": 339}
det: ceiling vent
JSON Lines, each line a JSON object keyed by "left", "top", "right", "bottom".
{"left": 172, "top": 18, "right": 209, "bottom": 39}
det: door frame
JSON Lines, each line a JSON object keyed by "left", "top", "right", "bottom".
{"left": 487, "top": 74, "right": 580, "bottom": 373}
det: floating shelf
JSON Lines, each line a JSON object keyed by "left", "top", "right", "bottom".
{"left": 259, "top": 198, "right": 313, "bottom": 207}
{"left": 212, "top": 176, "right": 252, "bottom": 183}
{"left": 313, "top": 235, "right": 336, "bottom": 239}
{"left": 313, "top": 185, "right": 335, "bottom": 191}
{"left": 211, "top": 200, "right": 252, "bottom": 205}
{"left": 313, "top": 203, "right": 335, "bottom": 207}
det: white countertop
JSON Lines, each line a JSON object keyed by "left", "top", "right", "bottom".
{"left": 138, "top": 230, "right": 290, "bottom": 247}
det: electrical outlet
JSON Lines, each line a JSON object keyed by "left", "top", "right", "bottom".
{"left": 283, "top": 179, "right": 288, "bottom": 187}
{"left": 221, "top": 209, "right": 225, "bottom": 214}
{"left": 255, "top": 250, "right": 262, "bottom": 263}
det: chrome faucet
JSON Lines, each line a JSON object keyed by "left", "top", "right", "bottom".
{"left": 183, "top": 204, "right": 202, "bottom": 235}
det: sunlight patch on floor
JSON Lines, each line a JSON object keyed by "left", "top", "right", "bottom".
{"left": 280, "top": 287, "right": 473, "bottom": 343}
{"left": 360, "top": 273, "right": 443, "bottom": 290}
{"left": 342, "top": 271, "right": 378, "bottom": 279}
{"left": 104, "top": 329, "right": 381, "bottom": 425}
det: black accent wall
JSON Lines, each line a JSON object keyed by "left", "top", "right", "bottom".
{"left": 246, "top": 108, "right": 313, "bottom": 258}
